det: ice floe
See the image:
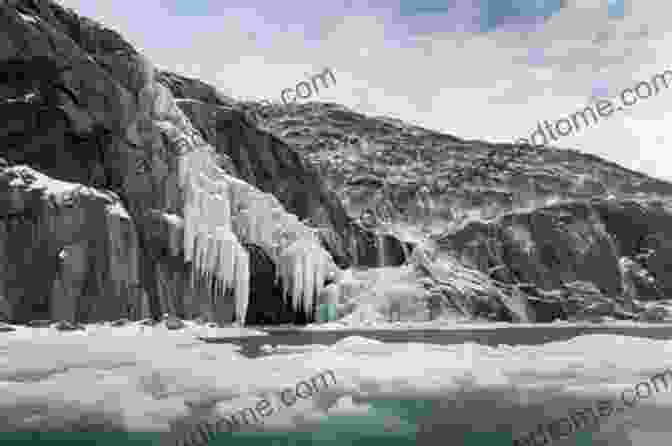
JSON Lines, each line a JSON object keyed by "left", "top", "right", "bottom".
{"left": 0, "top": 323, "right": 671, "bottom": 445}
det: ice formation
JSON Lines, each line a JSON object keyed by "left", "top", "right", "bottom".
{"left": 181, "top": 166, "right": 249, "bottom": 323}
{"left": 1, "top": 322, "right": 670, "bottom": 445}
{"left": 134, "top": 55, "right": 337, "bottom": 323}
{"left": 277, "top": 238, "right": 334, "bottom": 315}
{"left": 176, "top": 141, "right": 336, "bottom": 322}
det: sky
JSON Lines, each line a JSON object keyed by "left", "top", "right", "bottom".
{"left": 54, "top": 0, "right": 672, "bottom": 181}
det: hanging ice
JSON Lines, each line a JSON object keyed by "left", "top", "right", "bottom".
{"left": 275, "top": 238, "right": 335, "bottom": 315}
{"left": 148, "top": 74, "right": 341, "bottom": 324}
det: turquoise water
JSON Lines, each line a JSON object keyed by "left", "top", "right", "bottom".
{"left": 0, "top": 399, "right": 596, "bottom": 445}
{"left": 0, "top": 432, "right": 164, "bottom": 445}
{"left": 317, "top": 304, "right": 338, "bottom": 323}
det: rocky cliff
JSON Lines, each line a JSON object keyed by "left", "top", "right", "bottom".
{"left": 2, "top": 0, "right": 671, "bottom": 326}
{"left": 243, "top": 97, "right": 672, "bottom": 321}
{"left": 0, "top": 0, "right": 393, "bottom": 325}
{"left": 250, "top": 101, "right": 672, "bottom": 230}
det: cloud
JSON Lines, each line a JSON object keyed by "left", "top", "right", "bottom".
{"left": 56, "top": 0, "right": 672, "bottom": 180}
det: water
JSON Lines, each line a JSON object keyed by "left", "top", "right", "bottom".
{"left": 201, "top": 324, "right": 672, "bottom": 358}
{"left": 8, "top": 325, "right": 672, "bottom": 445}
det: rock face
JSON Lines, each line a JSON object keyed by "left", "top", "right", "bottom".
{"left": 2, "top": 0, "right": 672, "bottom": 326}
{"left": 0, "top": 165, "right": 147, "bottom": 323}
{"left": 436, "top": 199, "right": 672, "bottom": 320}
{"left": 166, "top": 84, "right": 405, "bottom": 269}
{"left": 255, "top": 102, "right": 672, "bottom": 251}
{"left": 0, "top": 0, "right": 356, "bottom": 324}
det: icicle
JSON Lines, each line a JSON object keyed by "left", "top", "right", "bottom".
{"left": 197, "top": 225, "right": 212, "bottom": 280}
{"left": 234, "top": 245, "right": 249, "bottom": 325}
{"left": 219, "top": 228, "right": 237, "bottom": 290}
{"left": 303, "top": 244, "right": 315, "bottom": 316}
{"left": 194, "top": 186, "right": 207, "bottom": 224}
{"left": 233, "top": 209, "right": 251, "bottom": 242}
{"left": 128, "top": 221, "right": 139, "bottom": 286}
{"left": 213, "top": 234, "right": 224, "bottom": 305}
{"left": 276, "top": 246, "right": 288, "bottom": 302}
{"left": 179, "top": 152, "right": 192, "bottom": 189}
{"left": 183, "top": 203, "right": 196, "bottom": 263}
{"left": 190, "top": 231, "right": 201, "bottom": 289}
{"left": 253, "top": 201, "right": 270, "bottom": 246}
{"left": 314, "top": 248, "right": 326, "bottom": 309}
{"left": 377, "top": 232, "right": 386, "bottom": 267}
{"left": 169, "top": 216, "right": 182, "bottom": 257}
{"left": 212, "top": 195, "right": 230, "bottom": 232}
{"left": 279, "top": 245, "right": 291, "bottom": 305}
{"left": 192, "top": 229, "right": 203, "bottom": 280}
{"left": 278, "top": 245, "right": 291, "bottom": 305}
{"left": 350, "top": 235, "right": 359, "bottom": 266}
{"left": 199, "top": 231, "right": 211, "bottom": 286}
{"left": 105, "top": 211, "right": 119, "bottom": 298}
{"left": 177, "top": 128, "right": 341, "bottom": 322}
{"left": 291, "top": 246, "right": 303, "bottom": 313}
{"left": 205, "top": 233, "right": 218, "bottom": 288}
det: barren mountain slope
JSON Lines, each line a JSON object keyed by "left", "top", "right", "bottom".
{"left": 244, "top": 101, "right": 672, "bottom": 236}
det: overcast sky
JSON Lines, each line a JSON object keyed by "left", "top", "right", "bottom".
{"left": 56, "top": 0, "right": 672, "bottom": 181}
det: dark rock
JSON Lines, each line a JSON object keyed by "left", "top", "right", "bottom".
{"left": 578, "top": 301, "right": 616, "bottom": 317}
{"left": 27, "top": 319, "right": 52, "bottom": 327}
{"left": 157, "top": 71, "right": 234, "bottom": 106}
{"left": 0, "top": 323, "right": 16, "bottom": 332}
{"left": 53, "top": 320, "right": 85, "bottom": 331}
{"left": 243, "top": 243, "right": 285, "bottom": 325}
{"left": 437, "top": 200, "right": 672, "bottom": 321}
{"left": 612, "top": 310, "right": 637, "bottom": 320}
{"left": 192, "top": 315, "right": 210, "bottom": 325}
{"left": 0, "top": 166, "right": 144, "bottom": 324}
{"left": 139, "top": 318, "right": 160, "bottom": 326}
{"left": 526, "top": 297, "right": 567, "bottom": 323}
{"left": 593, "top": 200, "right": 672, "bottom": 298}
{"left": 164, "top": 316, "right": 185, "bottom": 330}
{"left": 636, "top": 306, "right": 670, "bottom": 322}
{"left": 110, "top": 318, "right": 130, "bottom": 327}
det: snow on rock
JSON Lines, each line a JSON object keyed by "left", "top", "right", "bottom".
{"left": 0, "top": 166, "right": 146, "bottom": 323}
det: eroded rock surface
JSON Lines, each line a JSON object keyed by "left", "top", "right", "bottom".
{"left": 437, "top": 199, "right": 672, "bottom": 320}
{"left": 0, "top": 0, "right": 375, "bottom": 324}
{"left": 3, "top": 0, "right": 672, "bottom": 326}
